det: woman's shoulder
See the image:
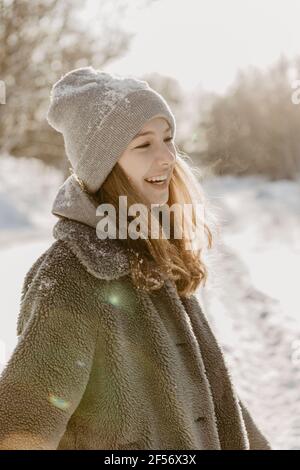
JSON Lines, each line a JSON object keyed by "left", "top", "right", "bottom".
{"left": 20, "top": 239, "right": 84, "bottom": 303}
{"left": 17, "top": 240, "right": 104, "bottom": 336}
{"left": 20, "top": 216, "right": 134, "bottom": 309}
{"left": 17, "top": 217, "right": 135, "bottom": 337}
{"left": 52, "top": 217, "right": 132, "bottom": 281}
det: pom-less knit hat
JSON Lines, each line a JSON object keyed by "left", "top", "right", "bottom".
{"left": 47, "top": 66, "right": 176, "bottom": 193}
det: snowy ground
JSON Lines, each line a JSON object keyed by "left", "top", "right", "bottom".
{"left": 198, "top": 175, "right": 300, "bottom": 450}
{"left": 0, "top": 154, "right": 299, "bottom": 449}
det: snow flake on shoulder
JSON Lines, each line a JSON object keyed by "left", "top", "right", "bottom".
{"left": 37, "top": 277, "right": 58, "bottom": 291}
{"left": 52, "top": 217, "right": 131, "bottom": 281}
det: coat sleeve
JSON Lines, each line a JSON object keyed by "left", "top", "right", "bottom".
{"left": 238, "top": 398, "right": 272, "bottom": 450}
{"left": 0, "top": 263, "right": 99, "bottom": 450}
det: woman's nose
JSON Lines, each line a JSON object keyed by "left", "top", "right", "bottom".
{"left": 156, "top": 146, "right": 176, "bottom": 166}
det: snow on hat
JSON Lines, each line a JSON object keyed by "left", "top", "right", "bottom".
{"left": 46, "top": 66, "right": 176, "bottom": 193}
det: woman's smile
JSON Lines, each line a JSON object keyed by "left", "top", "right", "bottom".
{"left": 143, "top": 169, "right": 172, "bottom": 191}
{"left": 144, "top": 176, "right": 170, "bottom": 190}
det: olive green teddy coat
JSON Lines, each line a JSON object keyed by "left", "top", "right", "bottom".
{"left": 0, "top": 179, "right": 272, "bottom": 450}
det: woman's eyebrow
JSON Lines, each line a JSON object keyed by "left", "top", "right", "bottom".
{"left": 132, "top": 124, "right": 171, "bottom": 140}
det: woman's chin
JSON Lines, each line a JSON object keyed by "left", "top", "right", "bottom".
{"left": 140, "top": 185, "right": 169, "bottom": 206}
{"left": 148, "top": 190, "right": 169, "bottom": 206}
{"left": 149, "top": 196, "right": 168, "bottom": 206}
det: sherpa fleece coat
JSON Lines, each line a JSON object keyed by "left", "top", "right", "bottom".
{"left": 0, "top": 186, "right": 272, "bottom": 450}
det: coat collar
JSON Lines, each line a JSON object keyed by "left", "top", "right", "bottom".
{"left": 51, "top": 173, "right": 133, "bottom": 281}
{"left": 52, "top": 216, "right": 132, "bottom": 281}
{"left": 51, "top": 173, "right": 167, "bottom": 284}
{"left": 51, "top": 173, "right": 99, "bottom": 228}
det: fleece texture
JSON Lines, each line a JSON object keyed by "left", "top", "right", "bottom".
{"left": 0, "top": 215, "right": 272, "bottom": 450}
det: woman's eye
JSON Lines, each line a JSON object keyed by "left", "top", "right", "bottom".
{"left": 135, "top": 142, "right": 150, "bottom": 149}
{"left": 134, "top": 136, "right": 173, "bottom": 150}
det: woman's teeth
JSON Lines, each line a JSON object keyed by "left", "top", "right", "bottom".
{"left": 145, "top": 175, "right": 168, "bottom": 184}
{"left": 147, "top": 180, "right": 165, "bottom": 185}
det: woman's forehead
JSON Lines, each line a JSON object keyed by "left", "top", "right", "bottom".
{"left": 136, "top": 117, "right": 171, "bottom": 135}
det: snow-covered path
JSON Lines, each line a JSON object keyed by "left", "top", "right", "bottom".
{"left": 198, "top": 241, "right": 300, "bottom": 450}
{"left": 197, "top": 175, "right": 300, "bottom": 450}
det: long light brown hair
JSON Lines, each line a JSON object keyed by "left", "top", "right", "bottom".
{"left": 88, "top": 147, "right": 213, "bottom": 298}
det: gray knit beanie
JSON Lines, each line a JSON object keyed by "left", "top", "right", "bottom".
{"left": 47, "top": 66, "right": 176, "bottom": 193}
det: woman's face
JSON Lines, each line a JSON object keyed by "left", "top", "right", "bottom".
{"left": 118, "top": 117, "right": 176, "bottom": 206}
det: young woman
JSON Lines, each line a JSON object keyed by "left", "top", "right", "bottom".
{"left": 0, "top": 67, "right": 271, "bottom": 450}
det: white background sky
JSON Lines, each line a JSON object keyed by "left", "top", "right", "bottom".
{"left": 85, "top": 0, "right": 300, "bottom": 94}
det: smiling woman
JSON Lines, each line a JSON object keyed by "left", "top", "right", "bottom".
{"left": 0, "top": 66, "right": 272, "bottom": 450}
{"left": 118, "top": 117, "right": 176, "bottom": 207}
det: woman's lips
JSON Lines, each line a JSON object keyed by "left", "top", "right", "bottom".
{"left": 144, "top": 178, "right": 169, "bottom": 190}
{"left": 144, "top": 172, "right": 171, "bottom": 190}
